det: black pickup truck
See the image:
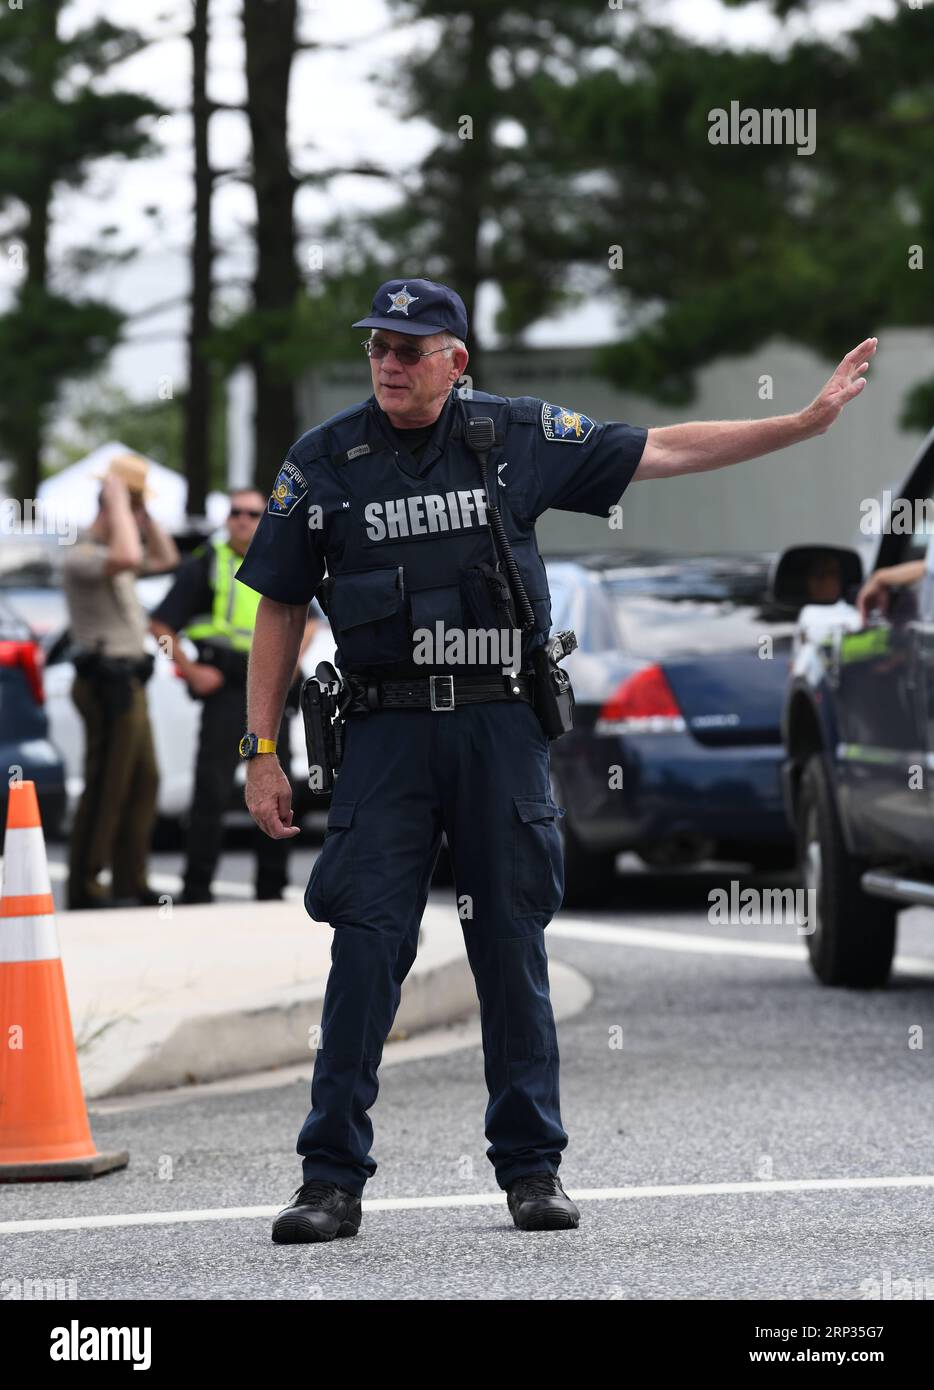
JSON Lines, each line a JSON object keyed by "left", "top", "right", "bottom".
{"left": 772, "top": 426, "right": 934, "bottom": 988}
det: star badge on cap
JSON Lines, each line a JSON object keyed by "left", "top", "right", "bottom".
{"left": 386, "top": 285, "right": 420, "bottom": 316}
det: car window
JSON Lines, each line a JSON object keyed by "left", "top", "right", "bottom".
{"left": 0, "top": 595, "right": 31, "bottom": 642}
{"left": 545, "top": 574, "right": 572, "bottom": 631}
{"left": 875, "top": 444, "right": 934, "bottom": 569}
{"left": 892, "top": 498, "right": 934, "bottom": 568}
{"left": 605, "top": 565, "right": 796, "bottom": 658}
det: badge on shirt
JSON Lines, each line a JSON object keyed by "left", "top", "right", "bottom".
{"left": 268, "top": 460, "right": 308, "bottom": 516}
{"left": 541, "top": 402, "right": 595, "bottom": 445}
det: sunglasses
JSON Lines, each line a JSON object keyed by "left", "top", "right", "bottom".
{"left": 363, "top": 338, "right": 455, "bottom": 368}
{"left": 230, "top": 507, "right": 263, "bottom": 520}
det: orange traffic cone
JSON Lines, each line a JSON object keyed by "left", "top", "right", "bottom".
{"left": 0, "top": 781, "right": 128, "bottom": 1181}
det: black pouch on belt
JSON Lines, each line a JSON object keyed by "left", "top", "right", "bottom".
{"left": 460, "top": 562, "right": 517, "bottom": 630}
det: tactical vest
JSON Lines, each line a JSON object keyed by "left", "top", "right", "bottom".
{"left": 184, "top": 538, "right": 262, "bottom": 653}
{"left": 302, "top": 390, "right": 553, "bottom": 675}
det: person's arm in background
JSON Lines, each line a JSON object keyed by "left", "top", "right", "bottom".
{"left": 150, "top": 616, "right": 225, "bottom": 697}
{"left": 101, "top": 474, "right": 144, "bottom": 575}
{"left": 149, "top": 547, "right": 224, "bottom": 696}
{"left": 856, "top": 559, "right": 926, "bottom": 623}
{"left": 138, "top": 507, "right": 180, "bottom": 573}
{"left": 634, "top": 338, "right": 878, "bottom": 480}
{"left": 245, "top": 596, "right": 307, "bottom": 839}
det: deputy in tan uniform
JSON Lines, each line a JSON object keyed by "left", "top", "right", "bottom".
{"left": 62, "top": 454, "right": 179, "bottom": 909}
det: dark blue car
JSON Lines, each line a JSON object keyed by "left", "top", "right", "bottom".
{"left": 545, "top": 554, "right": 798, "bottom": 904}
{"left": 773, "top": 424, "right": 934, "bottom": 988}
{"left": 0, "top": 591, "right": 66, "bottom": 850}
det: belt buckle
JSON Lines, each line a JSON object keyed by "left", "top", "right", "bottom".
{"left": 429, "top": 674, "right": 455, "bottom": 711}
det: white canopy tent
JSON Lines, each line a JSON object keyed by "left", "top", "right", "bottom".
{"left": 37, "top": 442, "right": 231, "bottom": 534}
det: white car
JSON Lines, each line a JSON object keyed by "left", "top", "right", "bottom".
{"left": 1, "top": 540, "right": 334, "bottom": 828}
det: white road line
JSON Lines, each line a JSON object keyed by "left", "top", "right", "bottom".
{"left": 549, "top": 918, "right": 934, "bottom": 976}
{"left": 551, "top": 918, "right": 808, "bottom": 959}
{"left": 3, "top": 1173, "right": 934, "bottom": 1236}
{"left": 25, "top": 862, "right": 934, "bottom": 972}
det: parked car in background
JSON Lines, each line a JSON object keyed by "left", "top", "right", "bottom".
{"left": 543, "top": 553, "right": 798, "bottom": 905}
{"left": 772, "top": 424, "right": 934, "bottom": 989}
{"left": 0, "top": 590, "right": 66, "bottom": 848}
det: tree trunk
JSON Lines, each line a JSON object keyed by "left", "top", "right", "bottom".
{"left": 444, "top": 8, "right": 494, "bottom": 392}
{"left": 15, "top": 1, "right": 60, "bottom": 501}
{"left": 184, "top": 0, "right": 213, "bottom": 518}
{"left": 242, "top": 0, "right": 299, "bottom": 493}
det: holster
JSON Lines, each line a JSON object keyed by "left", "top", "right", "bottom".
{"left": 301, "top": 662, "right": 348, "bottom": 795}
{"left": 530, "top": 642, "right": 576, "bottom": 740}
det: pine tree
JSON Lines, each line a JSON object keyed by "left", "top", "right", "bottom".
{"left": 0, "top": 0, "right": 160, "bottom": 500}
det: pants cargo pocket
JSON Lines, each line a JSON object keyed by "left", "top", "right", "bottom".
{"left": 304, "top": 799, "right": 359, "bottom": 925}
{"left": 512, "top": 794, "right": 565, "bottom": 918}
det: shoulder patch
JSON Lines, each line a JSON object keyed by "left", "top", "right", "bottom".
{"left": 541, "top": 402, "right": 595, "bottom": 445}
{"left": 268, "top": 459, "right": 308, "bottom": 516}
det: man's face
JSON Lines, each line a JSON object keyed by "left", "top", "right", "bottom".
{"left": 227, "top": 491, "right": 265, "bottom": 548}
{"left": 806, "top": 559, "right": 842, "bottom": 604}
{"left": 369, "top": 329, "right": 468, "bottom": 426}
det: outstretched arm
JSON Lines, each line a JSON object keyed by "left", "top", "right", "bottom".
{"left": 633, "top": 337, "right": 878, "bottom": 481}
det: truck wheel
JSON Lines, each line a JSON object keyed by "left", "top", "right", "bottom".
{"left": 796, "top": 754, "right": 897, "bottom": 987}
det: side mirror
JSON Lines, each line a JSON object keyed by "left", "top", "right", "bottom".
{"left": 769, "top": 545, "right": 863, "bottom": 609}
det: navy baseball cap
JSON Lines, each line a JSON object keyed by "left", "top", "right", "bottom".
{"left": 352, "top": 277, "right": 468, "bottom": 339}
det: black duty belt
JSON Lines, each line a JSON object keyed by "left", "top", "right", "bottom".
{"left": 347, "top": 671, "right": 533, "bottom": 713}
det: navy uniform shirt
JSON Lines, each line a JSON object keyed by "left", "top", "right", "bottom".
{"left": 236, "top": 390, "right": 646, "bottom": 620}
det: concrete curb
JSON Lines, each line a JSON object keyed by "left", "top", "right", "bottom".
{"left": 56, "top": 899, "right": 481, "bottom": 1099}
{"left": 104, "top": 949, "right": 481, "bottom": 1097}
{"left": 45, "top": 895, "right": 593, "bottom": 1099}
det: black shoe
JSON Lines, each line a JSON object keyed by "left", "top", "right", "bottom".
{"left": 181, "top": 886, "right": 214, "bottom": 905}
{"left": 129, "top": 887, "right": 164, "bottom": 907}
{"left": 271, "top": 1180, "right": 362, "bottom": 1244}
{"left": 67, "top": 891, "right": 119, "bottom": 911}
{"left": 255, "top": 884, "right": 285, "bottom": 902}
{"left": 506, "top": 1172, "right": 580, "bottom": 1231}
{"left": 110, "top": 884, "right": 161, "bottom": 906}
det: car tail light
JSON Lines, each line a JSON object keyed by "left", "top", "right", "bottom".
{"left": 596, "top": 664, "right": 685, "bottom": 734}
{"left": 0, "top": 639, "right": 45, "bottom": 704}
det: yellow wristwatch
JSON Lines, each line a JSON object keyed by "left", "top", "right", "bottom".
{"left": 239, "top": 733, "right": 277, "bottom": 759}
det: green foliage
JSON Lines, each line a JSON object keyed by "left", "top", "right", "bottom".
{"left": 369, "top": 1, "right": 934, "bottom": 429}
{"left": 0, "top": 0, "right": 162, "bottom": 496}
{"left": 45, "top": 376, "right": 229, "bottom": 490}
{"left": 204, "top": 259, "right": 394, "bottom": 380}
{"left": 0, "top": 285, "right": 121, "bottom": 464}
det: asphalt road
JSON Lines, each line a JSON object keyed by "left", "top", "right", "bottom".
{"left": 5, "top": 846, "right": 934, "bottom": 1301}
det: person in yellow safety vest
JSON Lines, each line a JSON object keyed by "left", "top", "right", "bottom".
{"left": 150, "top": 488, "right": 320, "bottom": 903}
